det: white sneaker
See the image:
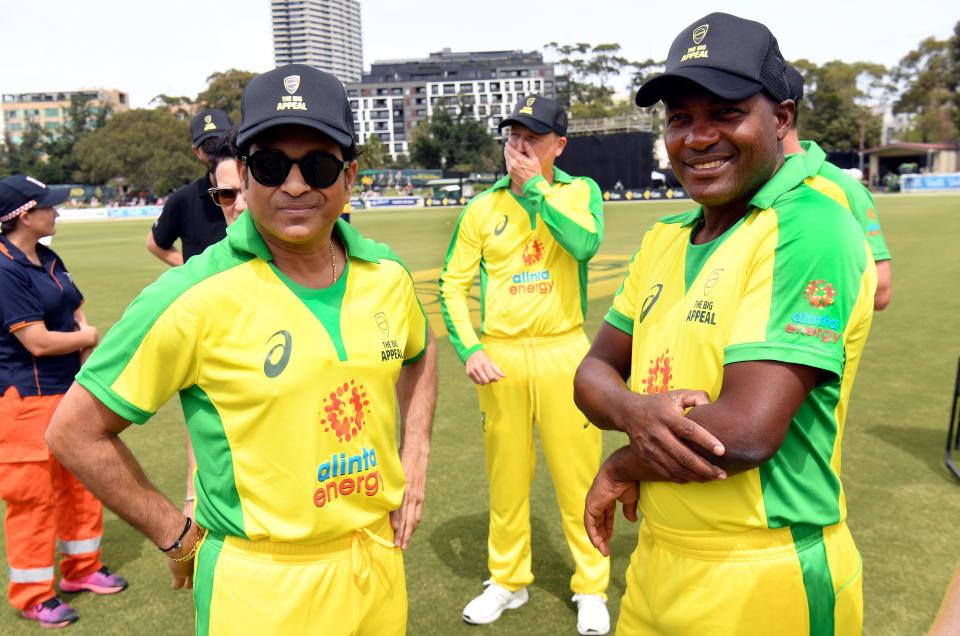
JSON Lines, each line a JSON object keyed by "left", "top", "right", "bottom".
{"left": 572, "top": 594, "right": 610, "bottom": 635}
{"left": 462, "top": 579, "right": 529, "bottom": 624}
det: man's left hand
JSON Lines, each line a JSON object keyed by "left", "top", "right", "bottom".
{"left": 390, "top": 449, "right": 428, "bottom": 549}
{"left": 504, "top": 140, "right": 541, "bottom": 188}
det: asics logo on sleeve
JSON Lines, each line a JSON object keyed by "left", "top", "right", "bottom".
{"left": 264, "top": 330, "right": 293, "bottom": 378}
{"left": 493, "top": 214, "right": 508, "bottom": 235}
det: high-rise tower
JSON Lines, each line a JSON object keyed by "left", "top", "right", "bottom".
{"left": 272, "top": 0, "right": 363, "bottom": 83}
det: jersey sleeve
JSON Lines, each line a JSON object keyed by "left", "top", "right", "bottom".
{"left": 152, "top": 195, "right": 183, "bottom": 249}
{"left": 851, "top": 187, "right": 891, "bottom": 261}
{"left": 75, "top": 271, "right": 202, "bottom": 424}
{"left": 604, "top": 247, "right": 643, "bottom": 335}
{"left": 522, "top": 175, "right": 603, "bottom": 262}
{"left": 439, "top": 204, "right": 484, "bottom": 364}
{"left": 724, "top": 195, "right": 876, "bottom": 378}
{"left": 0, "top": 267, "right": 45, "bottom": 332}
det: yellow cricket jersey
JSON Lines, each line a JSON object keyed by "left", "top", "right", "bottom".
{"left": 798, "top": 140, "right": 891, "bottom": 261}
{"left": 606, "top": 154, "right": 877, "bottom": 533}
{"left": 77, "top": 211, "right": 428, "bottom": 543}
{"left": 439, "top": 167, "right": 603, "bottom": 362}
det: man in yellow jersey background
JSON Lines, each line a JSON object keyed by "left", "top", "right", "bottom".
{"left": 46, "top": 64, "right": 437, "bottom": 635}
{"left": 575, "top": 13, "right": 875, "bottom": 635}
{"left": 783, "top": 63, "right": 893, "bottom": 310}
{"left": 440, "top": 94, "right": 610, "bottom": 635}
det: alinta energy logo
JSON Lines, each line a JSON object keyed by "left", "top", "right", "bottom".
{"left": 321, "top": 379, "right": 370, "bottom": 443}
{"left": 641, "top": 350, "right": 673, "bottom": 394}
{"left": 510, "top": 237, "right": 552, "bottom": 296}
{"left": 803, "top": 279, "right": 837, "bottom": 309}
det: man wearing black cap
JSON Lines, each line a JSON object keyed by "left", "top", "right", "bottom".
{"left": 145, "top": 108, "right": 232, "bottom": 266}
{"left": 574, "top": 13, "right": 875, "bottom": 634}
{"left": 440, "top": 95, "right": 610, "bottom": 634}
{"left": 46, "top": 64, "right": 437, "bottom": 634}
{"left": 783, "top": 64, "right": 893, "bottom": 310}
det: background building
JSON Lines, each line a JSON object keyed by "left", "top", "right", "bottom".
{"left": 2, "top": 89, "right": 129, "bottom": 144}
{"left": 272, "top": 0, "right": 363, "bottom": 83}
{"left": 347, "top": 48, "right": 559, "bottom": 161}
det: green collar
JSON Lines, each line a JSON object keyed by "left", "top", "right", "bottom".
{"left": 227, "top": 210, "right": 380, "bottom": 263}
{"left": 490, "top": 165, "right": 575, "bottom": 191}
{"left": 797, "top": 139, "right": 826, "bottom": 178}
{"left": 748, "top": 153, "right": 809, "bottom": 211}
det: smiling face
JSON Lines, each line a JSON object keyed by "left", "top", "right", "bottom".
{"left": 241, "top": 125, "right": 357, "bottom": 248}
{"left": 663, "top": 80, "right": 793, "bottom": 210}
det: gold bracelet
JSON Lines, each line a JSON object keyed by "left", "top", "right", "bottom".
{"left": 172, "top": 525, "right": 207, "bottom": 563}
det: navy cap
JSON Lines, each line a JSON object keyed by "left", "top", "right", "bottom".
{"left": 0, "top": 175, "right": 70, "bottom": 224}
{"left": 190, "top": 109, "right": 233, "bottom": 146}
{"left": 237, "top": 64, "right": 356, "bottom": 154}
{"left": 499, "top": 94, "right": 568, "bottom": 136}
{"left": 635, "top": 13, "right": 789, "bottom": 107}
{"left": 785, "top": 64, "right": 804, "bottom": 104}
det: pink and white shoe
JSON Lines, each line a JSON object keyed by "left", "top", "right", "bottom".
{"left": 20, "top": 596, "right": 79, "bottom": 628}
{"left": 59, "top": 566, "right": 128, "bottom": 595}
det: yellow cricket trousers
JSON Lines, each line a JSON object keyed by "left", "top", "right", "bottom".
{"left": 616, "top": 519, "right": 863, "bottom": 635}
{"left": 193, "top": 516, "right": 406, "bottom": 635}
{"left": 477, "top": 328, "right": 609, "bottom": 595}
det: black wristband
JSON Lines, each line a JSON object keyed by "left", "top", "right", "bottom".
{"left": 159, "top": 516, "right": 192, "bottom": 552}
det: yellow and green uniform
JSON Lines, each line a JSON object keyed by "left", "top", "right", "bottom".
{"left": 798, "top": 140, "right": 891, "bottom": 261}
{"left": 439, "top": 167, "right": 609, "bottom": 595}
{"left": 606, "top": 155, "right": 876, "bottom": 635}
{"left": 77, "top": 211, "right": 427, "bottom": 635}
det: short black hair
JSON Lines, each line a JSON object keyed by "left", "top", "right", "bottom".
{"left": 210, "top": 126, "right": 240, "bottom": 172}
{"left": 0, "top": 217, "right": 18, "bottom": 234}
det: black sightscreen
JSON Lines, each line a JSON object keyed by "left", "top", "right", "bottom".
{"left": 555, "top": 132, "right": 655, "bottom": 190}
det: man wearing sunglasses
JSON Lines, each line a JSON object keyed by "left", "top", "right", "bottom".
{"left": 440, "top": 95, "right": 610, "bottom": 635}
{"left": 47, "top": 64, "right": 437, "bottom": 635}
{"left": 146, "top": 109, "right": 232, "bottom": 266}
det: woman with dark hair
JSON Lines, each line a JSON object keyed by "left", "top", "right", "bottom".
{"left": 0, "top": 175, "right": 127, "bottom": 628}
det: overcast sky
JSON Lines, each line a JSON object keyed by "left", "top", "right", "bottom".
{"left": 0, "top": 0, "right": 954, "bottom": 110}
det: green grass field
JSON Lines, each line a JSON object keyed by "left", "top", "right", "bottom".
{"left": 1, "top": 194, "right": 959, "bottom": 635}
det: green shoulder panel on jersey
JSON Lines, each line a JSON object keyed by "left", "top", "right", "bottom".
{"left": 656, "top": 207, "right": 702, "bottom": 227}
{"left": 75, "top": 231, "right": 256, "bottom": 424}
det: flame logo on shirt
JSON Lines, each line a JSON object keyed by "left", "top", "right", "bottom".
{"left": 641, "top": 350, "right": 672, "bottom": 394}
{"left": 804, "top": 280, "right": 837, "bottom": 309}
{"left": 522, "top": 238, "right": 544, "bottom": 265}
{"left": 322, "top": 380, "right": 370, "bottom": 443}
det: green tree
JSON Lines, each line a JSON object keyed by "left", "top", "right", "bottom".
{"left": 74, "top": 109, "right": 199, "bottom": 195}
{"left": 195, "top": 70, "right": 257, "bottom": 123}
{"left": 409, "top": 106, "right": 499, "bottom": 173}
{"left": 150, "top": 94, "right": 195, "bottom": 119}
{"left": 41, "top": 94, "right": 112, "bottom": 183}
{"left": 793, "top": 59, "right": 886, "bottom": 152}
{"left": 358, "top": 134, "right": 387, "bottom": 171}
{"left": 891, "top": 27, "right": 959, "bottom": 143}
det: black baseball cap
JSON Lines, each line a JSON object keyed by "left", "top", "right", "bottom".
{"left": 499, "top": 94, "right": 568, "bottom": 136}
{"left": 0, "top": 175, "right": 70, "bottom": 224}
{"left": 635, "top": 12, "right": 789, "bottom": 107}
{"left": 190, "top": 109, "right": 233, "bottom": 146}
{"left": 237, "top": 64, "right": 356, "bottom": 154}
{"left": 785, "top": 64, "right": 804, "bottom": 103}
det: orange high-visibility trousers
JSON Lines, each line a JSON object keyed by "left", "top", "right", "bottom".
{"left": 0, "top": 387, "right": 105, "bottom": 610}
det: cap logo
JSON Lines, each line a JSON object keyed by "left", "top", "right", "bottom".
{"left": 519, "top": 96, "right": 535, "bottom": 115}
{"left": 284, "top": 75, "right": 301, "bottom": 95}
{"left": 681, "top": 24, "right": 710, "bottom": 62}
{"left": 203, "top": 114, "right": 216, "bottom": 132}
{"left": 692, "top": 24, "right": 709, "bottom": 45}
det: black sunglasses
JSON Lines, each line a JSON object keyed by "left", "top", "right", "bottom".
{"left": 208, "top": 187, "right": 238, "bottom": 207}
{"left": 243, "top": 150, "right": 350, "bottom": 189}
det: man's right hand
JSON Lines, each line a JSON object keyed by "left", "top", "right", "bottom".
{"left": 615, "top": 389, "right": 727, "bottom": 483}
{"left": 465, "top": 350, "right": 505, "bottom": 385}
{"left": 584, "top": 451, "right": 640, "bottom": 557}
{"left": 78, "top": 323, "right": 99, "bottom": 348}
